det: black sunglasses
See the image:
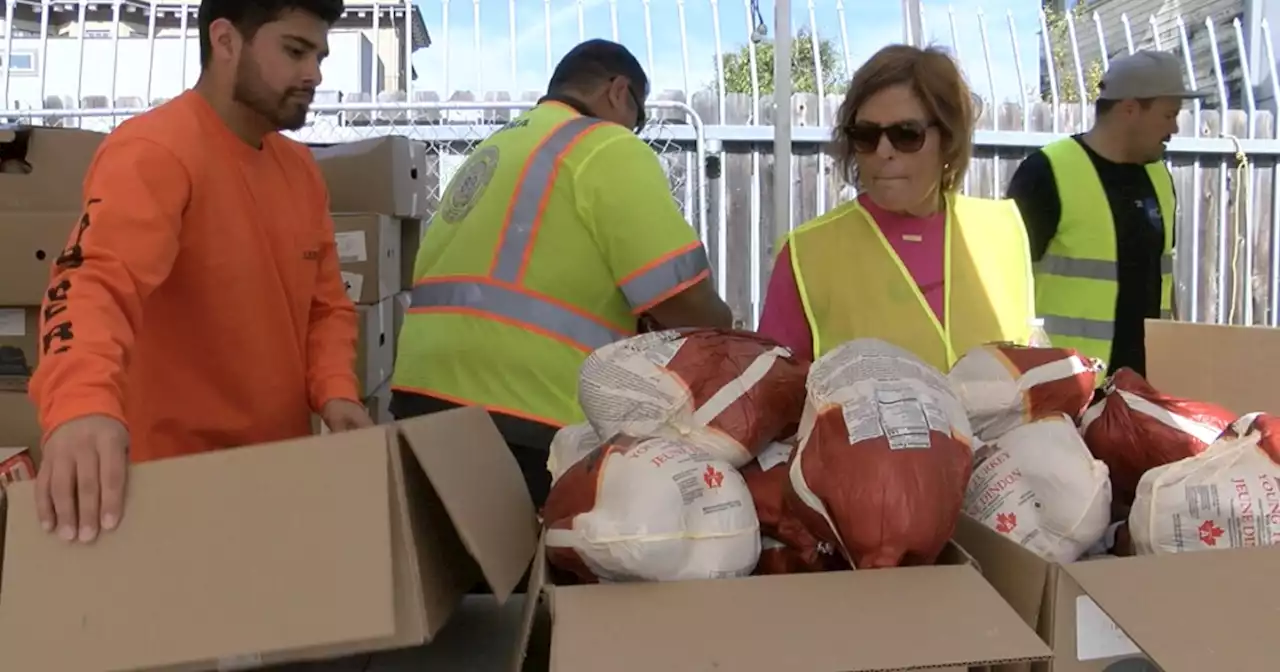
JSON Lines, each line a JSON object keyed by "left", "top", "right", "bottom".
{"left": 848, "top": 120, "right": 934, "bottom": 154}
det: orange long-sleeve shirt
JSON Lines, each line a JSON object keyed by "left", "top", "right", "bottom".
{"left": 29, "top": 91, "right": 361, "bottom": 462}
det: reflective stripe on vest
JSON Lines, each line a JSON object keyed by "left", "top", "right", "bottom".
{"left": 1035, "top": 138, "right": 1175, "bottom": 369}
{"left": 619, "top": 242, "right": 712, "bottom": 310}
{"left": 410, "top": 279, "right": 629, "bottom": 351}
{"left": 489, "top": 116, "right": 604, "bottom": 283}
{"left": 1036, "top": 252, "right": 1173, "bottom": 281}
{"left": 410, "top": 115, "right": 626, "bottom": 352}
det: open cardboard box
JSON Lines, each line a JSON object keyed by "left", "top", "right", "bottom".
{"left": 957, "top": 319, "right": 1280, "bottom": 671}
{"left": 0, "top": 406, "right": 540, "bottom": 672}
{"left": 512, "top": 535, "right": 1051, "bottom": 672}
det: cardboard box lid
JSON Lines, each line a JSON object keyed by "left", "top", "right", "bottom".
{"left": 0, "top": 428, "right": 398, "bottom": 671}
{"left": 0, "top": 407, "right": 539, "bottom": 672}
{"left": 539, "top": 563, "right": 1051, "bottom": 672}
{"left": 1064, "top": 548, "right": 1280, "bottom": 672}
{"left": 952, "top": 515, "right": 1052, "bottom": 630}
{"left": 1145, "top": 319, "right": 1280, "bottom": 415}
{"left": 397, "top": 406, "right": 539, "bottom": 602}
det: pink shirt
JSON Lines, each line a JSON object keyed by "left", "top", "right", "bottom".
{"left": 759, "top": 194, "right": 946, "bottom": 361}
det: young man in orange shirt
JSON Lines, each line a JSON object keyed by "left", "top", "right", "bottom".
{"left": 28, "top": 0, "right": 372, "bottom": 545}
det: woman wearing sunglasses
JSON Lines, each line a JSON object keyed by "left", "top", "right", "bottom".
{"left": 758, "top": 44, "right": 1035, "bottom": 372}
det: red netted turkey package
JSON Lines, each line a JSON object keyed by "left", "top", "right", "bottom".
{"left": 741, "top": 441, "right": 846, "bottom": 574}
{"left": 948, "top": 343, "right": 1103, "bottom": 441}
{"left": 578, "top": 328, "right": 809, "bottom": 467}
{"left": 1081, "top": 367, "right": 1235, "bottom": 507}
{"left": 786, "top": 339, "right": 974, "bottom": 570}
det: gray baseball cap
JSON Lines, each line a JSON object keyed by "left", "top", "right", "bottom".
{"left": 1097, "top": 50, "right": 1206, "bottom": 100}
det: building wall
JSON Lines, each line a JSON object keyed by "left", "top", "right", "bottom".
{"left": 1063, "top": 0, "right": 1247, "bottom": 108}
{"left": 0, "top": 31, "right": 382, "bottom": 109}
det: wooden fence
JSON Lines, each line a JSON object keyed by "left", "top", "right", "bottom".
{"left": 667, "top": 91, "right": 1276, "bottom": 327}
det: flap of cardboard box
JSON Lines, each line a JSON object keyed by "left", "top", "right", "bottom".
{"left": 1146, "top": 319, "right": 1280, "bottom": 415}
{"left": 1065, "top": 548, "right": 1280, "bottom": 672}
{"left": 543, "top": 564, "right": 1052, "bottom": 672}
{"left": 397, "top": 406, "right": 539, "bottom": 602}
{"left": 0, "top": 428, "right": 399, "bottom": 672}
{"left": 952, "top": 515, "right": 1053, "bottom": 630}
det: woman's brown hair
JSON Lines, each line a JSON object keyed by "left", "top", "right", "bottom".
{"left": 832, "top": 44, "right": 976, "bottom": 193}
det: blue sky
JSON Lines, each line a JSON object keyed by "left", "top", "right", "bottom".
{"left": 408, "top": 0, "right": 1045, "bottom": 103}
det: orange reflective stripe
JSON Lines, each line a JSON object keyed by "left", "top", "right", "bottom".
{"left": 409, "top": 278, "right": 631, "bottom": 352}
{"left": 618, "top": 241, "right": 712, "bottom": 313}
{"left": 489, "top": 115, "right": 604, "bottom": 283}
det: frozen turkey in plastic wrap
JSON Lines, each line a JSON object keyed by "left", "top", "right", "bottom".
{"left": 1131, "top": 412, "right": 1280, "bottom": 555}
{"left": 542, "top": 435, "right": 760, "bottom": 582}
{"left": 547, "top": 423, "right": 603, "bottom": 485}
{"left": 741, "top": 441, "right": 845, "bottom": 575}
{"left": 948, "top": 343, "right": 1103, "bottom": 441}
{"left": 787, "top": 339, "right": 974, "bottom": 569}
{"left": 578, "top": 328, "right": 809, "bottom": 467}
{"left": 963, "top": 414, "right": 1112, "bottom": 563}
{"left": 1080, "top": 367, "right": 1235, "bottom": 509}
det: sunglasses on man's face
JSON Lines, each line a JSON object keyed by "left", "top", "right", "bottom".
{"left": 630, "top": 89, "right": 647, "bottom": 133}
{"left": 848, "top": 120, "right": 934, "bottom": 154}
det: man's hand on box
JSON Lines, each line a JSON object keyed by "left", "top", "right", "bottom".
{"left": 321, "top": 399, "right": 375, "bottom": 432}
{"left": 36, "top": 414, "right": 129, "bottom": 544}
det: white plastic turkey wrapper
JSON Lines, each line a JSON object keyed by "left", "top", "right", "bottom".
{"left": 1130, "top": 430, "right": 1280, "bottom": 555}
{"left": 547, "top": 423, "right": 603, "bottom": 485}
{"left": 544, "top": 437, "right": 761, "bottom": 582}
{"left": 962, "top": 414, "right": 1112, "bottom": 563}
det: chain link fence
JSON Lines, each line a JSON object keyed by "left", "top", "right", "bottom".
{"left": 7, "top": 101, "right": 708, "bottom": 240}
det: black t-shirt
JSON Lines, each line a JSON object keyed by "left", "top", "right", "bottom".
{"left": 1006, "top": 135, "right": 1171, "bottom": 377}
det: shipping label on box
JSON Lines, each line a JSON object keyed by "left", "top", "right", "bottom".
{"left": 333, "top": 214, "right": 401, "bottom": 304}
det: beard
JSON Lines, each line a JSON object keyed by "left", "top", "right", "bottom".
{"left": 232, "top": 56, "right": 313, "bottom": 132}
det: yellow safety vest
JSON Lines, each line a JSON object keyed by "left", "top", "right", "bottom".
{"left": 392, "top": 104, "right": 644, "bottom": 427}
{"left": 788, "top": 193, "right": 1034, "bottom": 371}
{"left": 1036, "top": 138, "right": 1174, "bottom": 370}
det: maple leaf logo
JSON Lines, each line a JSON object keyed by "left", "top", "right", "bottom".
{"left": 702, "top": 465, "right": 724, "bottom": 489}
{"left": 994, "top": 512, "right": 1017, "bottom": 534}
{"left": 1198, "top": 520, "right": 1225, "bottom": 546}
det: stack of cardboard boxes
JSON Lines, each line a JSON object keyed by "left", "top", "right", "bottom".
{"left": 311, "top": 136, "right": 430, "bottom": 429}
{"left": 0, "top": 127, "right": 108, "bottom": 485}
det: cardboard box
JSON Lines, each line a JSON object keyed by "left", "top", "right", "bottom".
{"left": 0, "top": 127, "right": 106, "bottom": 212}
{"left": 513, "top": 538, "right": 1051, "bottom": 671}
{"left": 400, "top": 218, "right": 423, "bottom": 291}
{"left": 0, "top": 390, "right": 39, "bottom": 461}
{"left": 958, "top": 319, "right": 1280, "bottom": 671}
{"left": 0, "top": 407, "right": 539, "bottom": 671}
{"left": 364, "top": 380, "right": 393, "bottom": 425}
{"left": 393, "top": 291, "right": 410, "bottom": 353}
{"left": 313, "top": 137, "right": 429, "bottom": 219}
{"left": 356, "top": 297, "right": 394, "bottom": 396}
{"left": 0, "top": 211, "right": 78, "bottom": 306}
{"left": 334, "top": 213, "right": 401, "bottom": 304}
{"left": 0, "top": 307, "right": 38, "bottom": 376}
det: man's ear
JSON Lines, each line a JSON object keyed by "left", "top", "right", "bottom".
{"left": 608, "top": 77, "right": 631, "bottom": 107}
{"left": 207, "top": 17, "right": 241, "bottom": 64}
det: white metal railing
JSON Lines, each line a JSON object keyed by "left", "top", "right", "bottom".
{"left": 1, "top": 0, "right": 1277, "bottom": 329}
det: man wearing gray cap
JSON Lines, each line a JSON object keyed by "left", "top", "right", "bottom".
{"left": 1007, "top": 50, "right": 1202, "bottom": 380}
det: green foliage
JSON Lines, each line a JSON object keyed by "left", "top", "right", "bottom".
{"left": 717, "top": 28, "right": 847, "bottom": 95}
{"left": 1041, "top": 4, "right": 1104, "bottom": 103}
